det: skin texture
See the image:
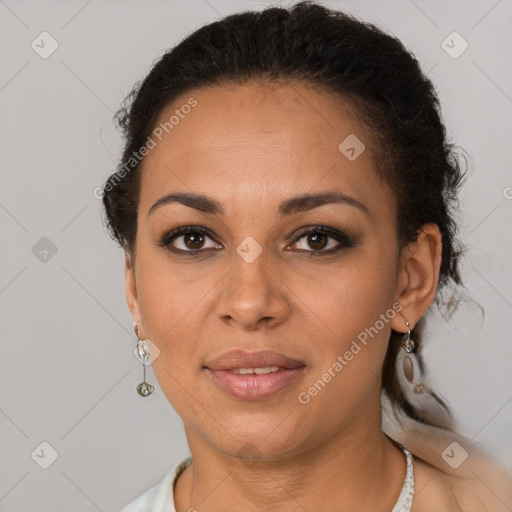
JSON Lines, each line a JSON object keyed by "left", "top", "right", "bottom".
{"left": 125, "top": 81, "right": 444, "bottom": 511}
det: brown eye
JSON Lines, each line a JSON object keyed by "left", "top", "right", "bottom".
{"left": 160, "top": 226, "right": 222, "bottom": 254}
{"left": 183, "top": 232, "right": 205, "bottom": 250}
{"left": 288, "top": 226, "right": 357, "bottom": 255}
{"left": 305, "top": 232, "right": 329, "bottom": 251}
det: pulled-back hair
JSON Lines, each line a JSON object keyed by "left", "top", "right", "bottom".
{"left": 102, "top": 0, "right": 466, "bottom": 425}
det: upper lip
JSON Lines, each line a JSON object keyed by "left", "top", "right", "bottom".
{"left": 204, "top": 349, "right": 305, "bottom": 371}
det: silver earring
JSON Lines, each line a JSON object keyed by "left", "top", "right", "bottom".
{"left": 395, "top": 319, "right": 453, "bottom": 428}
{"left": 134, "top": 325, "right": 154, "bottom": 397}
{"left": 399, "top": 321, "right": 423, "bottom": 393}
{"left": 402, "top": 321, "right": 416, "bottom": 353}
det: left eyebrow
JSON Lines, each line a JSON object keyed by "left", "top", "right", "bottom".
{"left": 147, "top": 189, "right": 369, "bottom": 218}
{"left": 277, "top": 190, "right": 369, "bottom": 216}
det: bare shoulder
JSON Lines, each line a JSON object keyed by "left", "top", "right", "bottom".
{"left": 383, "top": 414, "right": 512, "bottom": 511}
{"left": 411, "top": 455, "right": 512, "bottom": 512}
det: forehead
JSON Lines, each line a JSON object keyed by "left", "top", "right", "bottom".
{"left": 138, "top": 81, "right": 393, "bottom": 217}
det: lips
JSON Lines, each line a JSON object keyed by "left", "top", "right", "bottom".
{"left": 204, "top": 349, "right": 307, "bottom": 400}
{"left": 204, "top": 349, "right": 305, "bottom": 371}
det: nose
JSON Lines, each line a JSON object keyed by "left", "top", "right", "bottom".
{"left": 216, "top": 248, "right": 291, "bottom": 331}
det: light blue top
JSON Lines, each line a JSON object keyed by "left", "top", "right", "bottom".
{"left": 120, "top": 447, "right": 414, "bottom": 511}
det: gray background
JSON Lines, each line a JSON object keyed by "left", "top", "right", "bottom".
{"left": 1, "top": 0, "right": 511, "bottom": 510}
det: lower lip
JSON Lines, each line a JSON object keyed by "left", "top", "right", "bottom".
{"left": 206, "top": 367, "right": 306, "bottom": 400}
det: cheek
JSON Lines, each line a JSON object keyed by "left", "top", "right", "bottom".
{"left": 287, "top": 247, "right": 398, "bottom": 337}
{"left": 137, "top": 268, "right": 214, "bottom": 353}
{"left": 292, "top": 271, "right": 398, "bottom": 430}
{"left": 136, "top": 261, "right": 215, "bottom": 417}
{"left": 288, "top": 249, "right": 399, "bottom": 404}
{"left": 135, "top": 237, "right": 220, "bottom": 326}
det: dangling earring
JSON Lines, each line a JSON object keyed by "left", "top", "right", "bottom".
{"left": 395, "top": 319, "right": 453, "bottom": 428}
{"left": 398, "top": 321, "right": 424, "bottom": 394}
{"left": 402, "top": 321, "right": 416, "bottom": 354}
{"left": 134, "top": 324, "right": 154, "bottom": 397}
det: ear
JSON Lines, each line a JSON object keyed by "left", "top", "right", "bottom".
{"left": 390, "top": 223, "right": 442, "bottom": 332}
{"left": 125, "top": 252, "right": 144, "bottom": 336}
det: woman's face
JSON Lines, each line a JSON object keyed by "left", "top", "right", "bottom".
{"left": 126, "top": 81, "right": 405, "bottom": 459}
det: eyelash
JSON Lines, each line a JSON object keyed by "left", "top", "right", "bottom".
{"left": 158, "top": 225, "right": 357, "bottom": 257}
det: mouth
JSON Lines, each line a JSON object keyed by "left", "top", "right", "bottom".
{"left": 204, "top": 349, "right": 307, "bottom": 400}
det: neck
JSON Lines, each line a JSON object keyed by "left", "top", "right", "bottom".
{"left": 176, "top": 409, "right": 407, "bottom": 512}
